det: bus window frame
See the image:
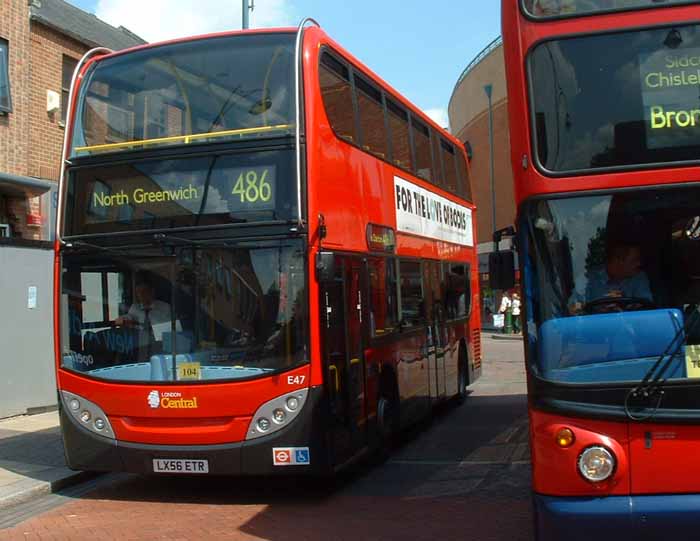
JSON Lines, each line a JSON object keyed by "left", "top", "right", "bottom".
{"left": 519, "top": 0, "right": 696, "bottom": 22}
{"left": 316, "top": 46, "right": 469, "bottom": 202}
{"left": 397, "top": 256, "right": 426, "bottom": 331}
{"left": 525, "top": 21, "right": 700, "bottom": 179}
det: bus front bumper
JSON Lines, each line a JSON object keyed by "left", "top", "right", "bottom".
{"left": 535, "top": 493, "right": 700, "bottom": 540}
{"left": 60, "top": 386, "right": 330, "bottom": 476}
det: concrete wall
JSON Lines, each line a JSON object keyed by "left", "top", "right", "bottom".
{"left": 0, "top": 245, "right": 56, "bottom": 418}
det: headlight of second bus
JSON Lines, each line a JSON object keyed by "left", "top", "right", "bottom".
{"left": 578, "top": 446, "right": 615, "bottom": 482}
{"left": 247, "top": 388, "right": 308, "bottom": 440}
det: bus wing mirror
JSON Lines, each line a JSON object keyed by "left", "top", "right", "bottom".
{"left": 489, "top": 251, "right": 515, "bottom": 290}
{"left": 316, "top": 251, "right": 336, "bottom": 282}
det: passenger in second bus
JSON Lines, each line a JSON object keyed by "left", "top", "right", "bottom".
{"left": 568, "top": 242, "right": 652, "bottom": 315}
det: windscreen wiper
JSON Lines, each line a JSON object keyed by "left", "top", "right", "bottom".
{"left": 624, "top": 306, "right": 700, "bottom": 421}
{"left": 63, "top": 239, "right": 130, "bottom": 254}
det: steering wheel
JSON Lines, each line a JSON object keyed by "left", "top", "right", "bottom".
{"left": 582, "top": 296, "right": 656, "bottom": 315}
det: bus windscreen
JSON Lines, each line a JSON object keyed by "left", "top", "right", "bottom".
{"left": 523, "top": 185, "right": 700, "bottom": 385}
{"left": 70, "top": 33, "right": 295, "bottom": 157}
{"left": 522, "top": 0, "right": 695, "bottom": 19}
{"left": 529, "top": 24, "right": 700, "bottom": 173}
{"left": 63, "top": 149, "right": 296, "bottom": 235}
{"left": 61, "top": 239, "right": 307, "bottom": 382}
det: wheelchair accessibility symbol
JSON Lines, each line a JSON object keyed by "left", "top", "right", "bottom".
{"left": 295, "top": 448, "right": 310, "bottom": 464}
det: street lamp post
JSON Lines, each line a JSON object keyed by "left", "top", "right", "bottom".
{"left": 484, "top": 84, "right": 496, "bottom": 242}
{"left": 242, "top": 0, "right": 254, "bottom": 29}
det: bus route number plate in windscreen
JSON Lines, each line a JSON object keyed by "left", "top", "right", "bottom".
{"left": 226, "top": 165, "right": 276, "bottom": 211}
{"left": 152, "top": 458, "right": 209, "bottom": 474}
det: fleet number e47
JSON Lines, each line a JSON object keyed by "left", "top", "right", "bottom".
{"left": 287, "top": 375, "right": 305, "bottom": 385}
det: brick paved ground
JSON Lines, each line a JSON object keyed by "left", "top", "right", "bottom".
{"left": 0, "top": 334, "right": 532, "bottom": 540}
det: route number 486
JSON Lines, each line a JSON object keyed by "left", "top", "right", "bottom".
{"left": 232, "top": 169, "right": 272, "bottom": 203}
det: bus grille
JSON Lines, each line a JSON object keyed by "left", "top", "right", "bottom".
{"left": 472, "top": 329, "right": 481, "bottom": 369}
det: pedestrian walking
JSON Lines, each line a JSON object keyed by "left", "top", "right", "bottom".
{"left": 512, "top": 292, "right": 521, "bottom": 334}
{"left": 498, "top": 292, "right": 512, "bottom": 333}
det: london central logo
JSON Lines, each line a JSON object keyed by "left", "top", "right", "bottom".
{"left": 146, "top": 390, "right": 199, "bottom": 409}
{"left": 148, "top": 390, "right": 160, "bottom": 409}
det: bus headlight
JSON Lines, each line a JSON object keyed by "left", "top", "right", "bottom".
{"left": 247, "top": 388, "right": 309, "bottom": 440}
{"left": 60, "top": 391, "right": 115, "bottom": 440}
{"left": 578, "top": 446, "right": 615, "bottom": 482}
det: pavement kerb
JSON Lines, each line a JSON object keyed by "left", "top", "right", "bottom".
{"left": 0, "top": 469, "right": 99, "bottom": 510}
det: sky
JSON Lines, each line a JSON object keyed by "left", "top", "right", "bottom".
{"left": 65, "top": 0, "right": 501, "bottom": 131}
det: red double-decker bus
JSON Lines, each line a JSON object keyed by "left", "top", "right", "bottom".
{"left": 55, "top": 21, "right": 480, "bottom": 476}
{"left": 499, "top": 0, "right": 700, "bottom": 538}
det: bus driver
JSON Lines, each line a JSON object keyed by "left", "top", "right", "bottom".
{"left": 115, "top": 277, "right": 173, "bottom": 350}
{"left": 569, "top": 242, "right": 653, "bottom": 315}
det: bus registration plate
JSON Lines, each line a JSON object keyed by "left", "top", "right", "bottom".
{"left": 152, "top": 458, "right": 209, "bottom": 474}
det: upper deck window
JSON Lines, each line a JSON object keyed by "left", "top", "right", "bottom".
{"left": 355, "top": 74, "right": 388, "bottom": 159}
{"left": 0, "top": 39, "right": 11, "bottom": 113}
{"left": 411, "top": 117, "right": 432, "bottom": 182}
{"left": 320, "top": 52, "right": 357, "bottom": 143}
{"left": 522, "top": 0, "right": 695, "bottom": 19}
{"left": 71, "top": 33, "right": 295, "bottom": 157}
{"left": 387, "top": 98, "right": 412, "bottom": 170}
{"left": 530, "top": 24, "right": 700, "bottom": 173}
{"left": 440, "top": 139, "right": 458, "bottom": 194}
{"left": 431, "top": 130, "right": 443, "bottom": 188}
{"left": 456, "top": 148, "right": 472, "bottom": 200}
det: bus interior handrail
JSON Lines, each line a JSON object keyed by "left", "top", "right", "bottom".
{"left": 73, "top": 124, "right": 295, "bottom": 154}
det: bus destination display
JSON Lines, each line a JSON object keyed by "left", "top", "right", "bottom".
{"left": 88, "top": 165, "right": 276, "bottom": 215}
{"left": 640, "top": 49, "right": 700, "bottom": 149}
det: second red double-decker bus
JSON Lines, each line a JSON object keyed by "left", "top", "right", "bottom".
{"left": 500, "top": 0, "right": 700, "bottom": 539}
{"left": 56, "top": 20, "right": 480, "bottom": 477}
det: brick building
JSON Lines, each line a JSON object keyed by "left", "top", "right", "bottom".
{"left": 0, "top": 0, "right": 143, "bottom": 418}
{"left": 448, "top": 38, "right": 517, "bottom": 327}
{"left": 0, "top": 0, "right": 144, "bottom": 241}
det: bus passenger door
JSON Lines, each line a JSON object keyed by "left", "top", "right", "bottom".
{"left": 424, "top": 261, "right": 447, "bottom": 400}
{"left": 320, "top": 255, "right": 368, "bottom": 467}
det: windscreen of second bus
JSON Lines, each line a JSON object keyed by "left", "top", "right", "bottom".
{"left": 522, "top": 0, "right": 695, "bottom": 19}
{"left": 60, "top": 240, "right": 307, "bottom": 382}
{"left": 523, "top": 185, "right": 700, "bottom": 385}
{"left": 70, "top": 33, "right": 295, "bottom": 156}
{"left": 529, "top": 23, "right": 700, "bottom": 173}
